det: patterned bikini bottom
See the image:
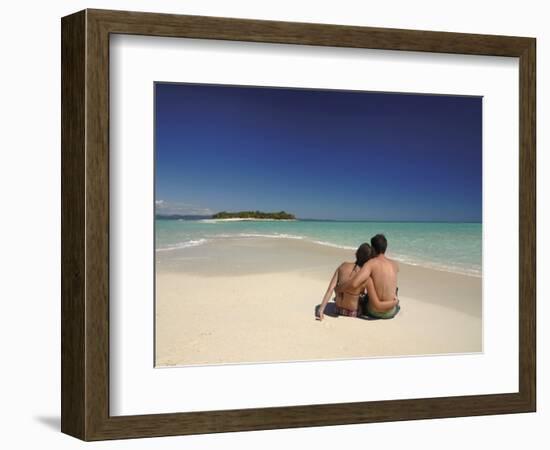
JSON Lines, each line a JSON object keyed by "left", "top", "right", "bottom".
{"left": 335, "top": 306, "right": 360, "bottom": 317}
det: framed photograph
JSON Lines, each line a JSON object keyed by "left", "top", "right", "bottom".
{"left": 61, "top": 9, "right": 536, "bottom": 441}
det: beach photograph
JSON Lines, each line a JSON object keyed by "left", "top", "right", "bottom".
{"left": 154, "top": 83, "right": 482, "bottom": 367}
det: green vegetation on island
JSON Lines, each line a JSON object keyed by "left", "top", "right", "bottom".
{"left": 155, "top": 214, "right": 210, "bottom": 220}
{"left": 212, "top": 210, "right": 296, "bottom": 220}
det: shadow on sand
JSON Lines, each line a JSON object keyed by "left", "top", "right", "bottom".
{"left": 315, "top": 302, "right": 401, "bottom": 321}
{"left": 314, "top": 302, "right": 339, "bottom": 319}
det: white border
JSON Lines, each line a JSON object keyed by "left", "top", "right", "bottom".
{"left": 110, "top": 35, "right": 519, "bottom": 416}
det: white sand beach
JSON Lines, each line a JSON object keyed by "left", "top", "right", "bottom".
{"left": 155, "top": 237, "right": 482, "bottom": 366}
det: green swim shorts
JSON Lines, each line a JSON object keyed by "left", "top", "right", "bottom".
{"left": 366, "top": 303, "right": 400, "bottom": 319}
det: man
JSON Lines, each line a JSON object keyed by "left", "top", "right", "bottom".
{"left": 335, "top": 234, "right": 400, "bottom": 319}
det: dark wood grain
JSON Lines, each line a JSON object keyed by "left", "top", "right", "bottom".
{"left": 85, "top": 10, "right": 111, "bottom": 439}
{"left": 90, "top": 8, "right": 532, "bottom": 56}
{"left": 518, "top": 39, "right": 536, "bottom": 410}
{"left": 61, "top": 8, "right": 537, "bottom": 441}
{"left": 60, "top": 10, "right": 86, "bottom": 439}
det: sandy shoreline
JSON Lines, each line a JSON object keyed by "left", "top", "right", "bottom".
{"left": 155, "top": 237, "right": 482, "bottom": 366}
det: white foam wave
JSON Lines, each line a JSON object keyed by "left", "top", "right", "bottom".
{"left": 239, "top": 233, "right": 304, "bottom": 240}
{"left": 212, "top": 233, "right": 305, "bottom": 240}
{"left": 212, "top": 232, "right": 355, "bottom": 251}
{"left": 390, "top": 254, "right": 482, "bottom": 277}
{"left": 156, "top": 238, "right": 208, "bottom": 251}
{"left": 156, "top": 233, "right": 481, "bottom": 277}
{"left": 311, "top": 240, "right": 356, "bottom": 251}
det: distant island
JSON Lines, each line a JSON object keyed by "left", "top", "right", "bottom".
{"left": 155, "top": 214, "right": 211, "bottom": 220}
{"left": 212, "top": 211, "right": 296, "bottom": 220}
{"left": 155, "top": 211, "right": 296, "bottom": 221}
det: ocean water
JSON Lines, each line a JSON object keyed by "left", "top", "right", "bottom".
{"left": 155, "top": 220, "right": 482, "bottom": 276}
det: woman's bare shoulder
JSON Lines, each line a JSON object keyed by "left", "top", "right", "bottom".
{"left": 338, "top": 261, "right": 355, "bottom": 271}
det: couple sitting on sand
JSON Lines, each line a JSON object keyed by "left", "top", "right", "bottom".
{"left": 318, "top": 234, "right": 400, "bottom": 321}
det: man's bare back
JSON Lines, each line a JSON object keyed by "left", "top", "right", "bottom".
{"left": 365, "top": 255, "right": 399, "bottom": 303}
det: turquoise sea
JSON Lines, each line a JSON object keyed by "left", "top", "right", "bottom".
{"left": 156, "top": 219, "right": 482, "bottom": 277}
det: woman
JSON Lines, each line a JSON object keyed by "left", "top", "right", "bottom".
{"left": 317, "top": 243, "right": 398, "bottom": 320}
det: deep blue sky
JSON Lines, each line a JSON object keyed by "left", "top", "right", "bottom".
{"left": 155, "top": 83, "right": 482, "bottom": 222}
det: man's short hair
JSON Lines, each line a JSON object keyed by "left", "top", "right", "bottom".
{"left": 371, "top": 234, "right": 387, "bottom": 254}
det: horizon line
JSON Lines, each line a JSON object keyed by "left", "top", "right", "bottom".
{"left": 155, "top": 214, "right": 481, "bottom": 224}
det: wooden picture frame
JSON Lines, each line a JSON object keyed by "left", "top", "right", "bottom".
{"left": 61, "top": 8, "right": 536, "bottom": 441}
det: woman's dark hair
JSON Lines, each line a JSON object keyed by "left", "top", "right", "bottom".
{"left": 355, "top": 243, "right": 373, "bottom": 267}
